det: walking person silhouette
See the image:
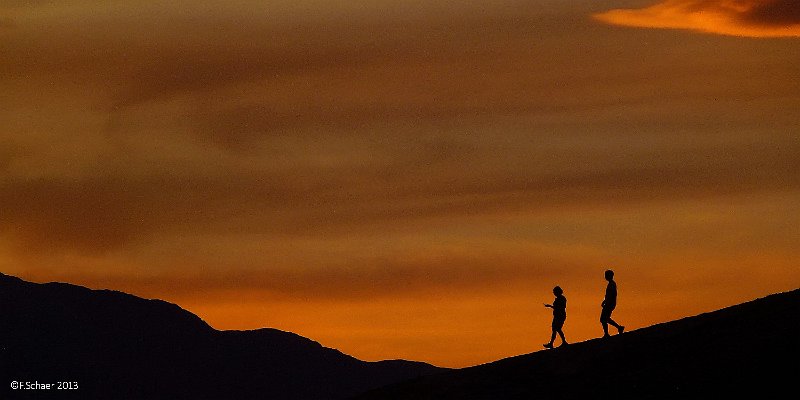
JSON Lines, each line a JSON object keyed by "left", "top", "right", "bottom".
{"left": 600, "top": 269, "right": 625, "bottom": 337}
{"left": 543, "top": 286, "right": 568, "bottom": 349}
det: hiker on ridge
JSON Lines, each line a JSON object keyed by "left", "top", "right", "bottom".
{"left": 600, "top": 269, "right": 625, "bottom": 337}
{"left": 543, "top": 286, "right": 568, "bottom": 349}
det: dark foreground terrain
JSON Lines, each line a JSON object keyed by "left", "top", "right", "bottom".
{"left": 4, "top": 271, "right": 798, "bottom": 400}
{"left": 0, "top": 273, "right": 443, "bottom": 400}
{"left": 353, "top": 287, "right": 799, "bottom": 399}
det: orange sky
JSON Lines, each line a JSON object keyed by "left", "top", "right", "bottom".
{"left": 1, "top": 1, "right": 799, "bottom": 368}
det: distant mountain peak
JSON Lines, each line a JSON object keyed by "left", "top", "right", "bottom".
{"left": 0, "top": 273, "right": 444, "bottom": 400}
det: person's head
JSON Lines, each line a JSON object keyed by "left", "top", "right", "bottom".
{"left": 553, "top": 286, "right": 563, "bottom": 295}
{"left": 604, "top": 269, "right": 614, "bottom": 281}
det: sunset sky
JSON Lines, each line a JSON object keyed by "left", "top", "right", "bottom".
{"left": 1, "top": 0, "right": 798, "bottom": 368}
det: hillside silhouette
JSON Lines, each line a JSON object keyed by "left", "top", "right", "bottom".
{"left": 0, "top": 273, "right": 444, "bottom": 400}
{"left": 353, "top": 288, "right": 799, "bottom": 399}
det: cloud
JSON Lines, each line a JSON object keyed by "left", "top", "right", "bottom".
{"left": 1, "top": 0, "right": 798, "bottom": 285}
{"left": 594, "top": 0, "right": 800, "bottom": 37}
{"left": 0, "top": 16, "right": 14, "bottom": 30}
{"left": 0, "top": 1, "right": 553, "bottom": 109}
{"left": 0, "top": 1, "right": 62, "bottom": 8}
{"left": 2, "top": 131, "right": 797, "bottom": 254}
{"left": 739, "top": 0, "right": 800, "bottom": 26}
{"left": 18, "top": 244, "right": 589, "bottom": 301}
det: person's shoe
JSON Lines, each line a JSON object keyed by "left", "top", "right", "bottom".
{"left": 543, "top": 343, "right": 553, "bottom": 349}
{"left": 559, "top": 342, "right": 569, "bottom": 348}
{"left": 602, "top": 333, "right": 610, "bottom": 338}
{"left": 618, "top": 326, "right": 625, "bottom": 334}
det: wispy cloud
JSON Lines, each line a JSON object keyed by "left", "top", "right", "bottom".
{"left": 3, "top": 1, "right": 797, "bottom": 254}
{"left": 594, "top": 0, "right": 800, "bottom": 37}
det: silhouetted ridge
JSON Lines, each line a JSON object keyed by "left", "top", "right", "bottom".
{"left": 353, "top": 288, "right": 800, "bottom": 400}
{"left": 0, "top": 273, "right": 444, "bottom": 400}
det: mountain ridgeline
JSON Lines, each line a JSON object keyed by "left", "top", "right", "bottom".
{"left": 3, "top": 272, "right": 798, "bottom": 400}
{"left": 0, "top": 273, "right": 444, "bottom": 400}
{"left": 353, "top": 287, "right": 800, "bottom": 399}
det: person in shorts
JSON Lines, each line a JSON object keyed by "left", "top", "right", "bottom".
{"left": 543, "top": 286, "right": 568, "bottom": 348}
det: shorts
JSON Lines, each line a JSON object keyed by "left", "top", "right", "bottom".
{"left": 600, "top": 306, "right": 615, "bottom": 323}
{"left": 552, "top": 315, "right": 566, "bottom": 330}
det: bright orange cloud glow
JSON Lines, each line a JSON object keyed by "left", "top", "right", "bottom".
{"left": 595, "top": 0, "right": 800, "bottom": 37}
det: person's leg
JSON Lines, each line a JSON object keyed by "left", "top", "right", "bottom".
{"left": 557, "top": 329, "right": 567, "bottom": 345}
{"left": 544, "top": 329, "right": 556, "bottom": 348}
{"left": 607, "top": 318, "right": 625, "bottom": 333}
{"left": 600, "top": 308, "right": 610, "bottom": 337}
{"left": 605, "top": 308, "right": 625, "bottom": 334}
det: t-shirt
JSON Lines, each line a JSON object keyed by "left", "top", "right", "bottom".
{"left": 605, "top": 280, "right": 617, "bottom": 308}
{"left": 553, "top": 294, "right": 567, "bottom": 318}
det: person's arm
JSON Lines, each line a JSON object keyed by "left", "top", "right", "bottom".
{"left": 544, "top": 303, "right": 553, "bottom": 308}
